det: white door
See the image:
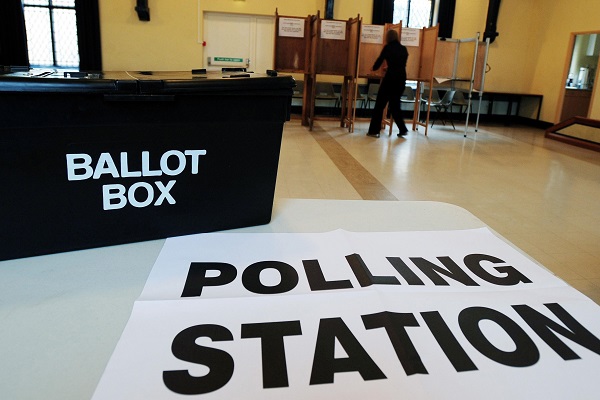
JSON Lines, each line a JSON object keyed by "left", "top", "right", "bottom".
{"left": 254, "top": 16, "right": 275, "bottom": 73}
{"left": 203, "top": 12, "right": 274, "bottom": 73}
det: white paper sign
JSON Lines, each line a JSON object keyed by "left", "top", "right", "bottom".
{"left": 279, "top": 17, "right": 304, "bottom": 38}
{"left": 93, "top": 229, "right": 600, "bottom": 399}
{"left": 321, "top": 20, "right": 346, "bottom": 40}
{"left": 401, "top": 28, "right": 421, "bottom": 47}
{"left": 361, "top": 25, "right": 384, "bottom": 44}
{"left": 138, "top": 229, "right": 567, "bottom": 301}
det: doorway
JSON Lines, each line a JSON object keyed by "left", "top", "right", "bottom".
{"left": 559, "top": 32, "right": 600, "bottom": 122}
{"left": 202, "top": 12, "right": 274, "bottom": 73}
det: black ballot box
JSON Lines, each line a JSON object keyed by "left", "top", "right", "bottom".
{"left": 0, "top": 68, "right": 294, "bottom": 260}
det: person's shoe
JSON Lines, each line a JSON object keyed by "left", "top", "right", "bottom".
{"left": 367, "top": 132, "right": 380, "bottom": 138}
{"left": 397, "top": 128, "right": 409, "bottom": 137}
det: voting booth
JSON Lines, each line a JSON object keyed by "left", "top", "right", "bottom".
{"left": 274, "top": 11, "right": 314, "bottom": 126}
{"left": 307, "top": 13, "right": 361, "bottom": 131}
{"left": 432, "top": 33, "right": 490, "bottom": 136}
{"left": 274, "top": 12, "right": 362, "bottom": 130}
{"left": 0, "top": 69, "right": 294, "bottom": 260}
{"left": 355, "top": 22, "right": 404, "bottom": 134}
{"left": 407, "top": 25, "right": 439, "bottom": 135}
{"left": 353, "top": 24, "right": 439, "bottom": 135}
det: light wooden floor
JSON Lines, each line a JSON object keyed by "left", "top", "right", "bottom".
{"left": 275, "top": 117, "right": 600, "bottom": 304}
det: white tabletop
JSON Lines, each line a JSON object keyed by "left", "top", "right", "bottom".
{"left": 0, "top": 199, "right": 486, "bottom": 400}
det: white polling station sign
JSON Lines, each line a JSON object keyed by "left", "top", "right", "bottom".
{"left": 92, "top": 229, "right": 600, "bottom": 399}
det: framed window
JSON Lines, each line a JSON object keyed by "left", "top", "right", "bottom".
{"left": 23, "top": 0, "right": 79, "bottom": 67}
{"left": 393, "top": 0, "right": 435, "bottom": 28}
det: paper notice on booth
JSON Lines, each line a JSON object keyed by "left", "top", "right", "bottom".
{"left": 93, "top": 228, "right": 600, "bottom": 400}
{"left": 279, "top": 17, "right": 304, "bottom": 38}
{"left": 362, "top": 25, "right": 385, "bottom": 44}
{"left": 401, "top": 27, "right": 421, "bottom": 46}
{"left": 321, "top": 20, "right": 346, "bottom": 40}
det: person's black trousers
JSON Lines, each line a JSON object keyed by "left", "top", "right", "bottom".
{"left": 368, "top": 81, "right": 408, "bottom": 134}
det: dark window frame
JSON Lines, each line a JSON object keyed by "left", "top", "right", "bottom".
{"left": 393, "top": 0, "right": 436, "bottom": 29}
{"left": 23, "top": 0, "right": 78, "bottom": 68}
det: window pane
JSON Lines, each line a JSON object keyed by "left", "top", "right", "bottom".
{"left": 408, "top": 0, "right": 432, "bottom": 28}
{"left": 393, "top": 0, "right": 409, "bottom": 25}
{"left": 53, "top": 9, "right": 79, "bottom": 67}
{"left": 24, "top": 7, "right": 54, "bottom": 66}
{"left": 52, "top": 0, "right": 76, "bottom": 7}
{"left": 393, "top": 0, "right": 432, "bottom": 28}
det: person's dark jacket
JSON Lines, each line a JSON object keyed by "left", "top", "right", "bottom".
{"left": 373, "top": 40, "right": 408, "bottom": 84}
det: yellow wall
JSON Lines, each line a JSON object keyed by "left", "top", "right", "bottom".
{"left": 100, "top": 0, "right": 325, "bottom": 71}
{"left": 100, "top": 0, "right": 371, "bottom": 71}
{"left": 99, "top": 0, "right": 600, "bottom": 123}
{"left": 454, "top": 0, "right": 540, "bottom": 93}
{"left": 525, "top": 0, "right": 600, "bottom": 121}
{"left": 100, "top": 1, "right": 199, "bottom": 70}
{"left": 334, "top": 0, "right": 371, "bottom": 22}
{"left": 452, "top": 0, "right": 600, "bottom": 122}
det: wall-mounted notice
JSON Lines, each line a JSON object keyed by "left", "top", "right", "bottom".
{"left": 401, "top": 28, "right": 421, "bottom": 47}
{"left": 279, "top": 17, "right": 304, "bottom": 38}
{"left": 321, "top": 20, "right": 346, "bottom": 40}
{"left": 361, "top": 25, "right": 384, "bottom": 44}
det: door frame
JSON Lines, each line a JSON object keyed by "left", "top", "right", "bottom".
{"left": 200, "top": 11, "right": 275, "bottom": 73}
{"left": 556, "top": 30, "right": 600, "bottom": 123}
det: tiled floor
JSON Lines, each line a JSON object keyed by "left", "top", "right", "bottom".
{"left": 275, "top": 117, "right": 600, "bottom": 304}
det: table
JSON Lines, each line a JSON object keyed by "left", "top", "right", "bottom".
{"left": 0, "top": 199, "right": 488, "bottom": 399}
{"left": 477, "top": 91, "right": 543, "bottom": 124}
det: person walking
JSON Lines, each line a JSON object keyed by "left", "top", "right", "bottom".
{"left": 367, "top": 29, "right": 409, "bottom": 138}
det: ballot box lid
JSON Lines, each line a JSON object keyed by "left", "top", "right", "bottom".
{"left": 0, "top": 68, "right": 295, "bottom": 94}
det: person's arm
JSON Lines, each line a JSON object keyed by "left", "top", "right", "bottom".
{"left": 372, "top": 45, "right": 388, "bottom": 71}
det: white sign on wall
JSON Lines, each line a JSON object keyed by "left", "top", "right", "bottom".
{"left": 321, "top": 20, "right": 346, "bottom": 40}
{"left": 401, "top": 28, "right": 421, "bottom": 47}
{"left": 279, "top": 17, "right": 304, "bottom": 38}
{"left": 361, "top": 25, "right": 385, "bottom": 44}
{"left": 93, "top": 229, "right": 600, "bottom": 399}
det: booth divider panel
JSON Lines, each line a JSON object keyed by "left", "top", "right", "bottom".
{"left": 406, "top": 46, "right": 421, "bottom": 80}
{"left": 357, "top": 23, "right": 387, "bottom": 79}
{"left": 317, "top": 39, "right": 350, "bottom": 75}
{"left": 345, "top": 18, "right": 361, "bottom": 78}
{"left": 433, "top": 40, "right": 457, "bottom": 79}
{"left": 456, "top": 41, "right": 476, "bottom": 80}
{"left": 474, "top": 41, "right": 488, "bottom": 92}
{"left": 417, "top": 26, "right": 439, "bottom": 81}
{"left": 274, "top": 14, "right": 311, "bottom": 73}
{"left": 275, "top": 38, "right": 306, "bottom": 73}
{"left": 275, "top": 36, "right": 308, "bottom": 73}
{"left": 359, "top": 44, "right": 384, "bottom": 78}
{"left": 308, "top": 16, "right": 319, "bottom": 75}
